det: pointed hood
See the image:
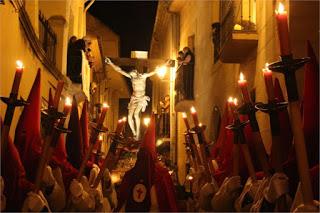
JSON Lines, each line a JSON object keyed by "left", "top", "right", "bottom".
{"left": 140, "top": 114, "right": 156, "bottom": 159}
{"left": 1, "top": 117, "right": 34, "bottom": 211}
{"left": 116, "top": 115, "right": 156, "bottom": 212}
{"left": 274, "top": 78, "right": 293, "bottom": 163}
{"left": 48, "top": 88, "right": 53, "bottom": 107}
{"left": 302, "top": 41, "right": 319, "bottom": 166}
{"left": 80, "top": 99, "right": 89, "bottom": 156}
{"left": 66, "top": 96, "right": 83, "bottom": 169}
{"left": 211, "top": 103, "right": 234, "bottom": 174}
{"left": 14, "top": 69, "right": 42, "bottom": 182}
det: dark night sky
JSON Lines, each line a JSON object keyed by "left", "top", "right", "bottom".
{"left": 88, "top": 1, "right": 158, "bottom": 58}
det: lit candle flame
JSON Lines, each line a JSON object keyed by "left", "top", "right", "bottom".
{"left": 190, "top": 106, "right": 196, "bottom": 114}
{"left": 276, "top": 2, "right": 286, "bottom": 14}
{"left": 16, "top": 60, "right": 24, "bottom": 69}
{"left": 65, "top": 96, "right": 72, "bottom": 106}
{"left": 99, "top": 135, "right": 103, "bottom": 141}
{"left": 143, "top": 117, "right": 151, "bottom": 126}
{"left": 228, "top": 96, "right": 234, "bottom": 103}
{"left": 263, "top": 63, "right": 272, "bottom": 74}
{"left": 187, "top": 175, "right": 194, "bottom": 180}
{"left": 118, "top": 119, "right": 122, "bottom": 123}
{"left": 233, "top": 98, "right": 238, "bottom": 106}
{"left": 122, "top": 117, "right": 127, "bottom": 122}
{"left": 199, "top": 123, "right": 203, "bottom": 127}
{"left": 239, "top": 72, "right": 245, "bottom": 81}
{"left": 102, "top": 103, "right": 109, "bottom": 109}
{"left": 110, "top": 173, "right": 121, "bottom": 183}
{"left": 182, "top": 112, "right": 187, "bottom": 118}
{"left": 156, "top": 139, "right": 163, "bottom": 147}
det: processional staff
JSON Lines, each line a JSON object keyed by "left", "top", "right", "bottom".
{"left": 76, "top": 103, "right": 109, "bottom": 180}
{"left": 34, "top": 81, "right": 65, "bottom": 192}
{"left": 1, "top": 61, "right": 28, "bottom": 156}
{"left": 267, "top": 2, "right": 315, "bottom": 208}
{"left": 237, "top": 73, "right": 271, "bottom": 176}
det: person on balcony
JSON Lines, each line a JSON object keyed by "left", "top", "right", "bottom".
{"left": 67, "top": 38, "right": 85, "bottom": 84}
{"left": 159, "top": 95, "right": 170, "bottom": 137}
{"left": 182, "top": 47, "right": 195, "bottom": 99}
{"left": 67, "top": 37, "right": 91, "bottom": 103}
{"left": 177, "top": 51, "right": 185, "bottom": 66}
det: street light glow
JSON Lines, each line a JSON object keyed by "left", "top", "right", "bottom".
{"left": 156, "top": 65, "right": 167, "bottom": 79}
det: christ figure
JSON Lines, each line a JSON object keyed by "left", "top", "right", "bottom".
{"left": 105, "top": 57, "right": 158, "bottom": 140}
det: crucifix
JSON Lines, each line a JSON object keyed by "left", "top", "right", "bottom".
{"left": 105, "top": 57, "right": 166, "bottom": 141}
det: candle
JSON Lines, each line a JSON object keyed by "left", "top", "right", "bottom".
{"left": 190, "top": 106, "right": 199, "bottom": 126}
{"left": 53, "top": 81, "right": 64, "bottom": 108}
{"left": 228, "top": 97, "right": 237, "bottom": 114}
{"left": 182, "top": 112, "right": 190, "bottom": 130}
{"left": 262, "top": 63, "right": 275, "bottom": 101}
{"left": 98, "top": 135, "right": 103, "bottom": 142}
{"left": 238, "top": 72, "right": 251, "bottom": 103}
{"left": 97, "top": 103, "right": 109, "bottom": 126}
{"left": 121, "top": 117, "right": 127, "bottom": 132}
{"left": 11, "top": 60, "right": 24, "bottom": 95}
{"left": 275, "top": 2, "right": 291, "bottom": 56}
{"left": 115, "top": 119, "right": 123, "bottom": 134}
{"left": 63, "top": 96, "right": 72, "bottom": 115}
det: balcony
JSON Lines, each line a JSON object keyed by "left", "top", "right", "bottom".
{"left": 215, "top": 0, "right": 258, "bottom": 63}
{"left": 174, "top": 64, "right": 195, "bottom": 112}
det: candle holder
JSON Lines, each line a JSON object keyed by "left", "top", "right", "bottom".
{"left": 41, "top": 106, "right": 66, "bottom": 136}
{"left": 91, "top": 122, "right": 108, "bottom": 133}
{"left": 268, "top": 55, "right": 316, "bottom": 207}
{"left": 268, "top": 55, "right": 310, "bottom": 102}
{"left": 225, "top": 119, "right": 250, "bottom": 144}
{"left": 1, "top": 93, "right": 28, "bottom": 125}
{"left": 238, "top": 103, "right": 259, "bottom": 132}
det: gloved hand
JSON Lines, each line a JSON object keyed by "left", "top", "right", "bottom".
{"left": 264, "top": 173, "right": 289, "bottom": 203}
{"left": 42, "top": 166, "right": 56, "bottom": 188}
{"left": 89, "top": 164, "right": 100, "bottom": 186}
{"left": 105, "top": 57, "right": 112, "bottom": 64}
{"left": 22, "top": 191, "right": 49, "bottom": 212}
{"left": 235, "top": 177, "right": 262, "bottom": 212}
{"left": 199, "top": 182, "right": 218, "bottom": 211}
{"left": 293, "top": 201, "right": 319, "bottom": 212}
{"left": 70, "top": 179, "right": 83, "bottom": 199}
{"left": 211, "top": 176, "right": 242, "bottom": 212}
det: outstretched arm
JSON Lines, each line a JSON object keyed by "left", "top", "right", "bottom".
{"left": 144, "top": 70, "right": 158, "bottom": 78}
{"left": 105, "top": 58, "right": 131, "bottom": 78}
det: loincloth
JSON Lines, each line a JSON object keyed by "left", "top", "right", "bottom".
{"left": 128, "top": 95, "right": 150, "bottom": 112}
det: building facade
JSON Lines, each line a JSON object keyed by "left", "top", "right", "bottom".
{"left": 150, "top": 0, "right": 319, "bottom": 184}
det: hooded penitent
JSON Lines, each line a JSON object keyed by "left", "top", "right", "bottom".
{"left": 1, "top": 117, "right": 34, "bottom": 211}
{"left": 14, "top": 69, "right": 42, "bottom": 182}
{"left": 66, "top": 96, "right": 84, "bottom": 170}
{"left": 80, "top": 100, "right": 89, "bottom": 157}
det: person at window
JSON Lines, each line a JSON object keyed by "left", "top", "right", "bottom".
{"left": 182, "top": 47, "right": 195, "bottom": 99}
{"left": 177, "top": 51, "right": 185, "bottom": 66}
{"left": 159, "top": 95, "right": 170, "bottom": 137}
{"left": 67, "top": 39, "right": 85, "bottom": 83}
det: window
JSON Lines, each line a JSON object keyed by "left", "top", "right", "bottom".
{"left": 39, "top": 11, "right": 57, "bottom": 64}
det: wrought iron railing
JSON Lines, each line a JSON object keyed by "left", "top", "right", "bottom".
{"left": 174, "top": 64, "right": 194, "bottom": 105}
{"left": 213, "top": 0, "right": 256, "bottom": 62}
{"left": 39, "top": 11, "right": 57, "bottom": 64}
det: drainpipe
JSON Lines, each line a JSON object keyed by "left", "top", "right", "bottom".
{"left": 83, "top": 0, "right": 95, "bottom": 37}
